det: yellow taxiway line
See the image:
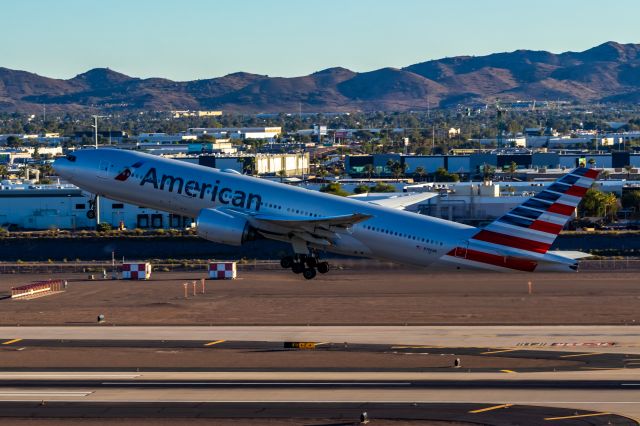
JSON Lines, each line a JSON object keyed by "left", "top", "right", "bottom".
{"left": 469, "top": 403, "right": 513, "bottom": 413}
{"left": 203, "top": 340, "right": 225, "bottom": 347}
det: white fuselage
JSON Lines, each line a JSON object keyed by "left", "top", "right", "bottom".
{"left": 54, "top": 149, "right": 476, "bottom": 267}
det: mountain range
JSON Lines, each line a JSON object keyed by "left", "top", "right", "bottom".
{"left": 1, "top": 41, "right": 639, "bottom": 113}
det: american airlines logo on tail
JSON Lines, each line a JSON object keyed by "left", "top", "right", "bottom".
{"left": 115, "top": 161, "right": 145, "bottom": 181}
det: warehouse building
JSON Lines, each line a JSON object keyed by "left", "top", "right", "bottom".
{"left": 0, "top": 182, "right": 191, "bottom": 231}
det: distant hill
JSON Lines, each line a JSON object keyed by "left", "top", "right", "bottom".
{"left": 1, "top": 41, "right": 639, "bottom": 113}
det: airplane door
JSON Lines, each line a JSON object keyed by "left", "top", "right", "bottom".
{"left": 454, "top": 241, "right": 468, "bottom": 258}
{"left": 97, "top": 160, "right": 112, "bottom": 179}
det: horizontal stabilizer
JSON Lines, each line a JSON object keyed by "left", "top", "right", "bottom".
{"left": 546, "top": 250, "right": 593, "bottom": 260}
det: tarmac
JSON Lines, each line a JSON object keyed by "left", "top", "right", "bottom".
{"left": 1, "top": 267, "right": 639, "bottom": 424}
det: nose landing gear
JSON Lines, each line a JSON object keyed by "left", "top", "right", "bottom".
{"left": 280, "top": 254, "right": 330, "bottom": 280}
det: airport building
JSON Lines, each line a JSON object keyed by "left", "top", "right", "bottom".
{"left": 0, "top": 182, "right": 190, "bottom": 230}
{"left": 199, "top": 153, "right": 310, "bottom": 176}
{"left": 346, "top": 152, "right": 640, "bottom": 177}
{"left": 188, "top": 127, "right": 281, "bottom": 141}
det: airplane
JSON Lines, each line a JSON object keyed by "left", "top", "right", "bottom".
{"left": 53, "top": 149, "right": 599, "bottom": 279}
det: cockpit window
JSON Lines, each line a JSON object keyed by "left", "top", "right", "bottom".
{"left": 66, "top": 154, "right": 77, "bottom": 162}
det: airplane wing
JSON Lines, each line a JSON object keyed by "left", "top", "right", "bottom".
{"left": 245, "top": 212, "right": 372, "bottom": 247}
{"left": 251, "top": 212, "right": 372, "bottom": 228}
{"left": 348, "top": 192, "right": 437, "bottom": 210}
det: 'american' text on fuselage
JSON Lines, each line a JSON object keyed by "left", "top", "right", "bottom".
{"left": 139, "top": 167, "right": 262, "bottom": 210}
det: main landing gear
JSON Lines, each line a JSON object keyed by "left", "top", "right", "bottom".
{"left": 86, "top": 196, "right": 97, "bottom": 219}
{"left": 280, "top": 254, "right": 330, "bottom": 280}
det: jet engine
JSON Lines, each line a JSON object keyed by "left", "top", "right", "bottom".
{"left": 196, "top": 208, "right": 257, "bottom": 246}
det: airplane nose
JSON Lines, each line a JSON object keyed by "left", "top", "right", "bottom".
{"left": 53, "top": 155, "right": 76, "bottom": 179}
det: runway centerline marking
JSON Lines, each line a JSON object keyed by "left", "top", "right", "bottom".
{"left": 469, "top": 403, "right": 513, "bottom": 413}
{"left": 204, "top": 340, "right": 225, "bottom": 347}
{"left": 544, "top": 412, "right": 610, "bottom": 421}
{"left": 481, "top": 349, "right": 519, "bottom": 355}
{"left": 500, "top": 370, "right": 516, "bottom": 374}
{"left": 559, "top": 352, "right": 600, "bottom": 358}
{"left": 2, "top": 339, "right": 23, "bottom": 345}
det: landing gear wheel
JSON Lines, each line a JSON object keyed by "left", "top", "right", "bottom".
{"left": 302, "top": 268, "right": 317, "bottom": 280}
{"left": 317, "top": 262, "right": 330, "bottom": 274}
{"left": 280, "top": 256, "right": 293, "bottom": 269}
{"left": 292, "top": 263, "right": 305, "bottom": 274}
{"left": 86, "top": 209, "right": 96, "bottom": 219}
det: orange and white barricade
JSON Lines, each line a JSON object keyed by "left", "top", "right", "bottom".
{"left": 208, "top": 262, "right": 236, "bottom": 280}
{"left": 121, "top": 263, "right": 152, "bottom": 280}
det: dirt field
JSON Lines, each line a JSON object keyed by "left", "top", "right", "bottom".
{"left": 0, "top": 269, "right": 638, "bottom": 326}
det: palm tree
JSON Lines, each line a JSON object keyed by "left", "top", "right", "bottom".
{"left": 317, "top": 168, "right": 328, "bottom": 182}
{"left": 588, "top": 158, "right": 596, "bottom": 168}
{"left": 481, "top": 163, "right": 494, "bottom": 182}
{"left": 625, "top": 165, "right": 633, "bottom": 180}
{"left": 508, "top": 161, "right": 517, "bottom": 180}
{"left": 277, "top": 168, "right": 286, "bottom": 183}
{"left": 363, "top": 164, "right": 374, "bottom": 180}
{"left": 414, "top": 166, "right": 426, "bottom": 182}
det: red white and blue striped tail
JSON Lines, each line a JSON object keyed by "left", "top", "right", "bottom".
{"left": 471, "top": 167, "right": 600, "bottom": 255}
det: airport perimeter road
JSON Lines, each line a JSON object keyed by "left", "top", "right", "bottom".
{"left": 0, "top": 325, "right": 638, "bottom": 353}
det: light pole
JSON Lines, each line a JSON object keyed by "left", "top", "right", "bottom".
{"left": 91, "top": 115, "right": 107, "bottom": 149}
{"left": 91, "top": 115, "right": 106, "bottom": 227}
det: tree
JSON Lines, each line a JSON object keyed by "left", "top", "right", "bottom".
{"left": 434, "top": 167, "right": 460, "bottom": 182}
{"left": 319, "top": 182, "right": 350, "bottom": 197}
{"left": 316, "top": 167, "right": 328, "bottom": 182}
{"left": 371, "top": 182, "right": 396, "bottom": 193}
{"left": 624, "top": 165, "right": 633, "bottom": 180}
{"left": 481, "top": 163, "right": 495, "bottom": 182}
{"left": 277, "top": 168, "right": 287, "bottom": 183}
{"left": 353, "top": 184, "right": 370, "bottom": 194}
{"left": 6, "top": 136, "right": 21, "bottom": 148}
{"left": 414, "top": 166, "right": 426, "bottom": 182}
{"left": 588, "top": 158, "right": 596, "bottom": 167}
{"left": 579, "top": 188, "right": 619, "bottom": 220}
{"left": 386, "top": 159, "right": 406, "bottom": 181}
{"left": 0, "top": 164, "right": 7, "bottom": 179}
{"left": 508, "top": 161, "right": 517, "bottom": 180}
{"left": 621, "top": 190, "right": 640, "bottom": 217}
{"left": 363, "top": 164, "right": 374, "bottom": 179}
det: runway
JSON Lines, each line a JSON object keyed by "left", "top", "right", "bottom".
{"left": 0, "top": 371, "right": 638, "bottom": 423}
{"left": 1, "top": 325, "right": 638, "bottom": 353}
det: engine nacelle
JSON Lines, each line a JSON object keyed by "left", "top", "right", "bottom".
{"left": 196, "top": 208, "right": 254, "bottom": 246}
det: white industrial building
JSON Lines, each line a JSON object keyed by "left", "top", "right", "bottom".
{"left": 0, "top": 182, "right": 191, "bottom": 230}
{"left": 135, "top": 133, "right": 198, "bottom": 144}
{"left": 188, "top": 127, "right": 281, "bottom": 140}
{"left": 199, "top": 153, "right": 310, "bottom": 177}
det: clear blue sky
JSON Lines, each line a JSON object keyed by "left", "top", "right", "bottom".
{"left": 3, "top": 0, "right": 639, "bottom": 81}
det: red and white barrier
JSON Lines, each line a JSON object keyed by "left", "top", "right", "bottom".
{"left": 121, "top": 263, "right": 152, "bottom": 280}
{"left": 208, "top": 262, "right": 236, "bottom": 280}
{"left": 12, "top": 280, "right": 65, "bottom": 299}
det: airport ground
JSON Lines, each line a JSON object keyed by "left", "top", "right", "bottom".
{"left": 1, "top": 265, "right": 639, "bottom": 424}
{"left": 0, "top": 268, "right": 639, "bottom": 326}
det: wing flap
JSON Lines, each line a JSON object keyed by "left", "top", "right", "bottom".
{"left": 251, "top": 212, "right": 372, "bottom": 229}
